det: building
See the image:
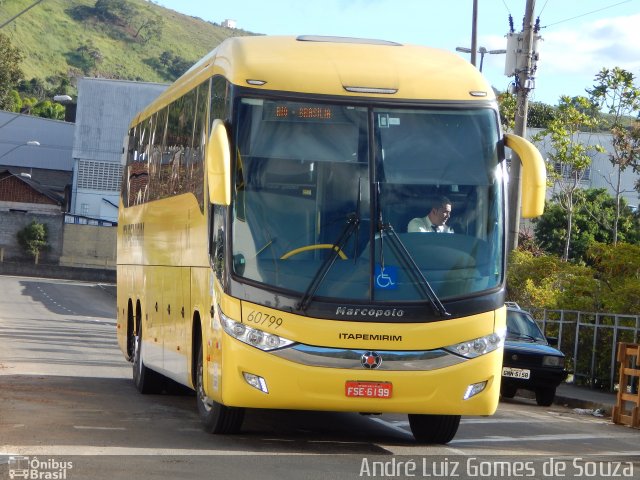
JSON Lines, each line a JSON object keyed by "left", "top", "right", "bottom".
{"left": 71, "top": 78, "right": 168, "bottom": 222}
{"left": 531, "top": 129, "right": 640, "bottom": 211}
{"left": 0, "top": 111, "right": 74, "bottom": 205}
{"left": 222, "top": 19, "right": 236, "bottom": 29}
{"left": 0, "top": 112, "right": 74, "bottom": 263}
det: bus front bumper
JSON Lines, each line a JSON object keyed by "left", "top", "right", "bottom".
{"left": 207, "top": 339, "right": 502, "bottom": 416}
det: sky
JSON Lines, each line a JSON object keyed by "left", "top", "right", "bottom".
{"left": 150, "top": 0, "right": 640, "bottom": 106}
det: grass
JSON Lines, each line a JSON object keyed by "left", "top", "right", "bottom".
{"left": 0, "top": 0, "right": 256, "bottom": 87}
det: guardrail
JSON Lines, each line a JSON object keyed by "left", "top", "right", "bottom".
{"left": 526, "top": 308, "right": 640, "bottom": 393}
{"left": 612, "top": 343, "right": 640, "bottom": 428}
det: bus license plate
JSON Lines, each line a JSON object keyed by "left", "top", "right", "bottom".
{"left": 345, "top": 381, "right": 392, "bottom": 398}
{"left": 502, "top": 367, "right": 531, "bottom": 379}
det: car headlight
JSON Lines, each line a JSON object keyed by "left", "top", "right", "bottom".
{"left": 444, "top": 329, "right": 505, "bottom": 359}
{"left": 218, "top": 307, "right": 296, "bottom": 351}
{"left": 543, "top": 355, "right": 564, "bottom": 367}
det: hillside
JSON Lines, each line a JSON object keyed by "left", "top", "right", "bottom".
{"left": 0, "top": 0, "right": 256, "bottom": 87}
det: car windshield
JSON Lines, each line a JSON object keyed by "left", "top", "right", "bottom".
{"left": 230, "top": 98, "right": 504, "bottom": 305}
{"left": 507, "top": 310, "right": 547, "bottom": 342}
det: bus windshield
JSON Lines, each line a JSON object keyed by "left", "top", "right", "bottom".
{"left": 231, "top": 98, "right": 504, "bottom": 305}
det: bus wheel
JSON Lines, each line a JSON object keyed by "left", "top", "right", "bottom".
{"left": 132, "top": 324, "right": 162, "bottom": 394}
{"left": 408, "top": 414, "right": 461, "bottom": 444}
{"left": 196, "top": 343, "right": 244, "bottom": 434}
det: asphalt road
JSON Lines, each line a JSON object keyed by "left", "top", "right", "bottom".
{"left": 1, "top": 275, "right": 638, "bottom": 480}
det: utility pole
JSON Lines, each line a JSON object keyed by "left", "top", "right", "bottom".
{"left": 507, "top": 0, "right": 536, "bottom": 252}
{"left": 470, "top": 0, "right": 478, "bottom": 67}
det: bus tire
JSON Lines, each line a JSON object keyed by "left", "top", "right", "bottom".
{"left": 408, "top": 414, "right": 461, "bottom": 444}
{"left": 535, "top": 387, "right": 555, "bottom": 406}
{"left": 132, "top": 323, "right": 162, "bottom": 394}
{"left": 196, "top": 343, "right": 244, "bottom": 434}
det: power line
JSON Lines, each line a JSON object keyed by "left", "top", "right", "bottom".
{"left": 538, "top": 0, "right": 550, "bottom": 16}
{"left": 0, "top": 0, "right": 46, "bottom": 29}
{"left": 541, "top": 0, "right": 631, "bottom": 29}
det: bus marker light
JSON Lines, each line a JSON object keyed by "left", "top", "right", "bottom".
{"left": 243, "top": 372, "right": 269, "bottom": 393}
{"left": 463, "top": 381, "right": 487, "bottom": 400}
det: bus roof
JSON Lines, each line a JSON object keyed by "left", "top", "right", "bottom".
{"left": 133, "top": 35, "right": 495, "bottom": 125}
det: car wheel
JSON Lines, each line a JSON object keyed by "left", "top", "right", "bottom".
{"left": 500, "top": 384, "right": 517, "bottom": 398}
{"left": 535, "top": 387, "right": 556, "bottom": 406}
{"left": 408, "top": 414, "right": 461, "bottom": 444}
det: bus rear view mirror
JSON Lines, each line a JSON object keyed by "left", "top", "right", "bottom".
{"left": 504, "top": 133, "right": 546, "bottom": 218}
{"left": 207, "top": 119, "right": 231, "bottom": 206}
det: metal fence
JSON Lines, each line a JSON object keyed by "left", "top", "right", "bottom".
{"left": 526, "top": 308, "right": 640, "bottom": 393}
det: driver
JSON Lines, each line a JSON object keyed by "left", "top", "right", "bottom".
{"left": 407, "top": 195, "right": 454, "bottom": 233}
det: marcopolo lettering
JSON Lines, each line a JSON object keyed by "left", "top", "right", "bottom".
{"left": 335, "top": 306, "right": 404, "bottom": 318}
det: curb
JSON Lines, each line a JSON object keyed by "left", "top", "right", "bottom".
{"left": 553, "top": 394, "right": 612, "bottom": 417}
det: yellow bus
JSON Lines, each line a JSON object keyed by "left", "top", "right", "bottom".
{"left": 117, "top": 35, "right": 545, "bottom": 444}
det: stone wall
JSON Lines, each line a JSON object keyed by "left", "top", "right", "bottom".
{"left": 59, "top": 223, "right": 116, "bottom": 269}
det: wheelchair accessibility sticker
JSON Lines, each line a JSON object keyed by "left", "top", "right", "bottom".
{"left": 375, "top": 265, "right": 398, "bottom": 289}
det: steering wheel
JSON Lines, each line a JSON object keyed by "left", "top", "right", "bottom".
{"left": 280, "top": 244, "right": 348, "bottom": 260}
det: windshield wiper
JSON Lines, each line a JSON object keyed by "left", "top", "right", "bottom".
{"left": 374, "top": 181, "right": 448, "bottom": 317}
{"left": 379, "top": 222, "right": 450, "bottom": 317}
{"left": 507, "top": 332, "right": 540, "bottom": 342}
{"left": 296, "top": 213, "right": 360, "bottom": 312}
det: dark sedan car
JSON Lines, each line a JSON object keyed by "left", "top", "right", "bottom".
{"left": 501, "top": 304, "right": 568, "bottom": 406}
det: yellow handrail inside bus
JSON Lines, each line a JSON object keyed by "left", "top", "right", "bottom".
{"left": 280, "top": 244, "right": 348, "bottom": 260}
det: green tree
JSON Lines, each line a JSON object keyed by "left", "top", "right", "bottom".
{"left": 497, "top": 91, "right": 516, "bottom": 132}
{"left": 17, "top": 77, "right": 46, "bottom": 98}
{"left": 17, "top": 221, "right": 49, "bottom": 263}
{"left": 168, "top": 55, "right": 193, "bottom": 79}
{"left": 159, "top": 50, "right": 173, "bottom": 67}
{"left": 507, "top": 250, "right": 599, "bottom": 311}
{"left": 587, "top": 242, "right": 640, "bottom": 314}
{"left": 532, "top": 96, "right": 604, "bottom": 261}
{"left": 30, "top": 100, "right": 65, "bottom": 120}
{"left": 76, "top": 43, "right": 103, "bottom": 74}
{"left": 0, "top": 33, "right": 24, "bottom": 110}
{"left": 94, "top": 0, "right": 132, "bottom": 23}
{"left": 133, "top": 13, "right": 164, "bottom": 43}
{"left": 4, "top": 90, "right": 22, "bottom": 112}
{"left": 588, "top": 67, "right": 640, "bottom": 244}
{"left": 527, "top": 101, "right": 557, "bottom": 128}
{"left": 534, "top": 188, "right": 638, "bottom": 260}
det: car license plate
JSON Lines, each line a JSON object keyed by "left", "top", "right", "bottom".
{"left": 502, "top": 367, "right": 531, "bottom": 379}
{"left": 345, "top": 381, "right": 392, "bottom": 398}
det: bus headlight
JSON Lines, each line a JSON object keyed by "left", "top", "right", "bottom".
{"left": 218, "top": 307, "right": 296, "bottom": 351}
{"left": 444, "top": 329, "right": 505, "bottom": 359}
